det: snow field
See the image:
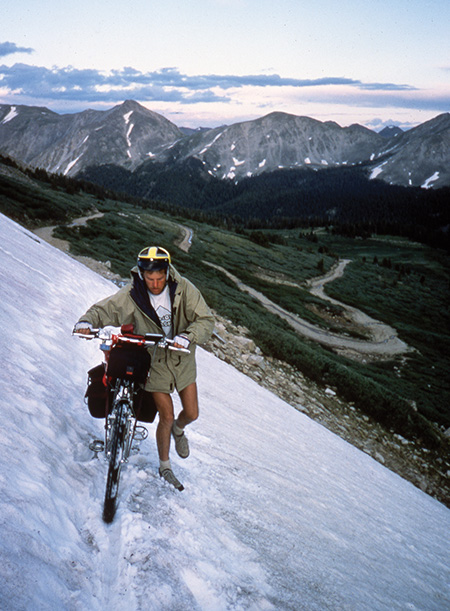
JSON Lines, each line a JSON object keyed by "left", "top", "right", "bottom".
{"left": 0, "top": 213, "right": 449, "bottom": 610}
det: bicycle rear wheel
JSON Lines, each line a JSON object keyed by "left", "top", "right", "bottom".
{"left": 103, "top": 403, "right": 126, "bottom": 523}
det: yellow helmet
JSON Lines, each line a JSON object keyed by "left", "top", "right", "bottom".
{"left": 137, "top": 246, "right": 171, "bottom": 272}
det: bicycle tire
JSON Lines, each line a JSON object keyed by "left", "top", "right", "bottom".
{"left": 102, "top": 402, "right": 127, "bottom": 523}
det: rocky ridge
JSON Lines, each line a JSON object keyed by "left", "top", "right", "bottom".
{"left": 156, "top": 111, "right": 388, "bottom": 180}
{"left": 0, "top": 100, "right": 183, "bottom": 176}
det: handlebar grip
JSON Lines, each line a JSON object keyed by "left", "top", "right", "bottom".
{"left": 72, "top": 330, "right": 99, "bottom": 339}
{"left": 168, "top": 345, "right": 191, "bottom": 354}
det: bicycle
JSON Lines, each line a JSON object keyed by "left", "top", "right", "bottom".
{"left": 74, "top": 325, "right": 189, "bottom": 523}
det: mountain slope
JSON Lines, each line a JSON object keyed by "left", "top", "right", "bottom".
{"left": 378, "top": 125, "right": 404, "bottom": 139}
{"left": 0, "top": 100, "right": 183, "bottom": 176}
{"left": 369, "top": 113, "right": 450, "bottom": 188}
{"left": 157, "top": 111, "right": 388, "bottom": 180}
{"left": 0, "top": 212, "right": 449, "bottom": 610}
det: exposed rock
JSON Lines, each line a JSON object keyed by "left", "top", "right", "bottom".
{"left": 0, "top": 100, "right": 183, "bottom": 176}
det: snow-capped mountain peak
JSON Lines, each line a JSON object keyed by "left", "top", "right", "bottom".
{"left": 0, "top": 102, "right": 449, "bottom": 188}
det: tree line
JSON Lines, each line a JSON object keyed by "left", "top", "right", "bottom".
{"left": 2, "top": 152, "right": 449, "bottom": 252}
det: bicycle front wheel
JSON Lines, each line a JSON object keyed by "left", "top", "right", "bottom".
{"left": 103, "top": 404, "right": 126, "bottom": 523}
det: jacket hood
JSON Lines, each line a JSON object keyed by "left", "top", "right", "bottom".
{"left": 129, "top": 264, "right": 180, "bottom": 330}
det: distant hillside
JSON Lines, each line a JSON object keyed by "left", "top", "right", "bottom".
{"left": 0, "top": 100, "right": 183, "bottom": 176}
{"left": 0, "top": 154, "right": 95, "bottom": 226}
{"left": 369, "top": 113, "right": 450, "bottom": 188}
{"left": 79, "top": 160, "right": 450, "bottom": 250}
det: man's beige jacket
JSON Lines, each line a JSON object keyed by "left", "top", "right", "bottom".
{"left": 77, "top": 265, "right": 214, "bottom": 393}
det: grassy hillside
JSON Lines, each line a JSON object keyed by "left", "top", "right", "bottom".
{"left": 0, "top": 155, "right": 95, "bottom": 225}
{"left": 1, "top": 157, "right": 449, "bottom": 449}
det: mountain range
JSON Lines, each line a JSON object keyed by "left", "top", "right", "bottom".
{"left": 1, "top": 100, "right": 449, "bottom": 190}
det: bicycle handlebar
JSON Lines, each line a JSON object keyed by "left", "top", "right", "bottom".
{"left": 73, "top": 327, "right": 190, "bottom": 353}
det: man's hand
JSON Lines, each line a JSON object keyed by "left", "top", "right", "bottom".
{"left": 173, "top": 334, "right": 191, "bottom": 349}
{"left": 75, "top": 328, "right": 92, "bottom": 335}
{"left": 73, "top": 322, "right": 93, "bottom": 335}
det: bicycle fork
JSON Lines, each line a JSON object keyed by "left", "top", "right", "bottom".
{"left": 105, "top": 401, "right": 133, "bottom": 465}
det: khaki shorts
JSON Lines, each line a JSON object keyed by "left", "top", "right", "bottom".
{"left": 144, "top": 346, "right": 197, "bottom": 394}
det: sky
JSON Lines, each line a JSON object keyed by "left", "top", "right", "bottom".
{"left": 1, "top": 0, "right": 449, "bottom": 130}
{"left": 0, "top": 210, "right": 449, "bottom": 609}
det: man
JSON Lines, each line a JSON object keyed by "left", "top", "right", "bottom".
{"left": 74, "top": 246, "right": 214, "bottom": 490}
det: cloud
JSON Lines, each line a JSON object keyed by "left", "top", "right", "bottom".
{"left": 0, "top": 64, "right": 231, "bottom": 105}
{"left": 0, "top": 62, "right": 448, "bottom": 118}
{"left": 0, "top": 41, "right": 34, "bottom": 57}
{"left": 0, "top": 62, "right": 419, "bottom": 103}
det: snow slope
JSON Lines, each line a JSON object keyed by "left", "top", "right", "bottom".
{"left": 0, "top": 213, "right": 449, "bottom": 610}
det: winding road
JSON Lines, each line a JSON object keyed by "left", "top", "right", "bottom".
{"left": 33, "top": 212, "right": 105, "bottom": 253}
{"left": 205, "top": 260, "right": 411, "bottom": 360}
{"left": 176, "top": 225, "right": 194, "bottom": 252}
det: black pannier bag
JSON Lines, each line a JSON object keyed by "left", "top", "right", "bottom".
{"left": 84, "top": 358, "right": 157, "bottom": 422}
{"left": 106, "top": 344, "right": 151, "bottom": 384}
{"left": 85, "top": 363, "right": 108, "bottom": 418}
{"left": 134, "top": 388, "right": 158, "bottom": 423}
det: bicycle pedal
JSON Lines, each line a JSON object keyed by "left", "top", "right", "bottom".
{"left": 133, "top": 426, "right": 148, "bottom": 441}
{"left": 89, "top": 439, "right": 105, "bottom": 453}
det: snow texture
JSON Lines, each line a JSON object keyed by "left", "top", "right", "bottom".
{"left": 0, "top": 213, "right": 449, "bottom": 610}
{"left": 1, "top": 106, "right": 18, "bottom": 124}
{"left": 370, "top": 161, "right": 388, "bottom": 180}
{"left": 421, "top": 172, "right": 440, "bottom": 189}
{"left": 64, "top": 155, "right": 82, "bottom": 176}
{"left": 124, "top": 111, "right": 134, "bottom": 148}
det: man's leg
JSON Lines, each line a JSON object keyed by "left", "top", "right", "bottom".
{"left": 152, "top": 392, "right": 174, "bottom": 462}
{"left": 152, "top": 392, "right": 184, "bottom": 490}
{"left": 176, "top": 382, "right": 199, "bottom": 428}
{"left": 171, "top": 382, "right": 198, "bottom": 459}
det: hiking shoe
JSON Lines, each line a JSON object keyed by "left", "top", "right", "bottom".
{"left": 159, "top": 468, "right": 184, "bottom": 491}
{"left": 171, "top": 424, "right": 190, "bottom": 458}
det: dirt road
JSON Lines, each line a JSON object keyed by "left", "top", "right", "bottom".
{"left": 176, "top": 225, "right": 194, "bottom": 252}
{"left": 33, "top": 212, "right": 105, "bottom": 252}
{"left": 32, "top": 212, "right": 122, "bottom": 280}
{"left": 205, "top": 260, "right": 411, "bottom": 360}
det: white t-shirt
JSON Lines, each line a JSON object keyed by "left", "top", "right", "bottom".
{"left": 148, "top": 285, "right": 172, "bottom": 337}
